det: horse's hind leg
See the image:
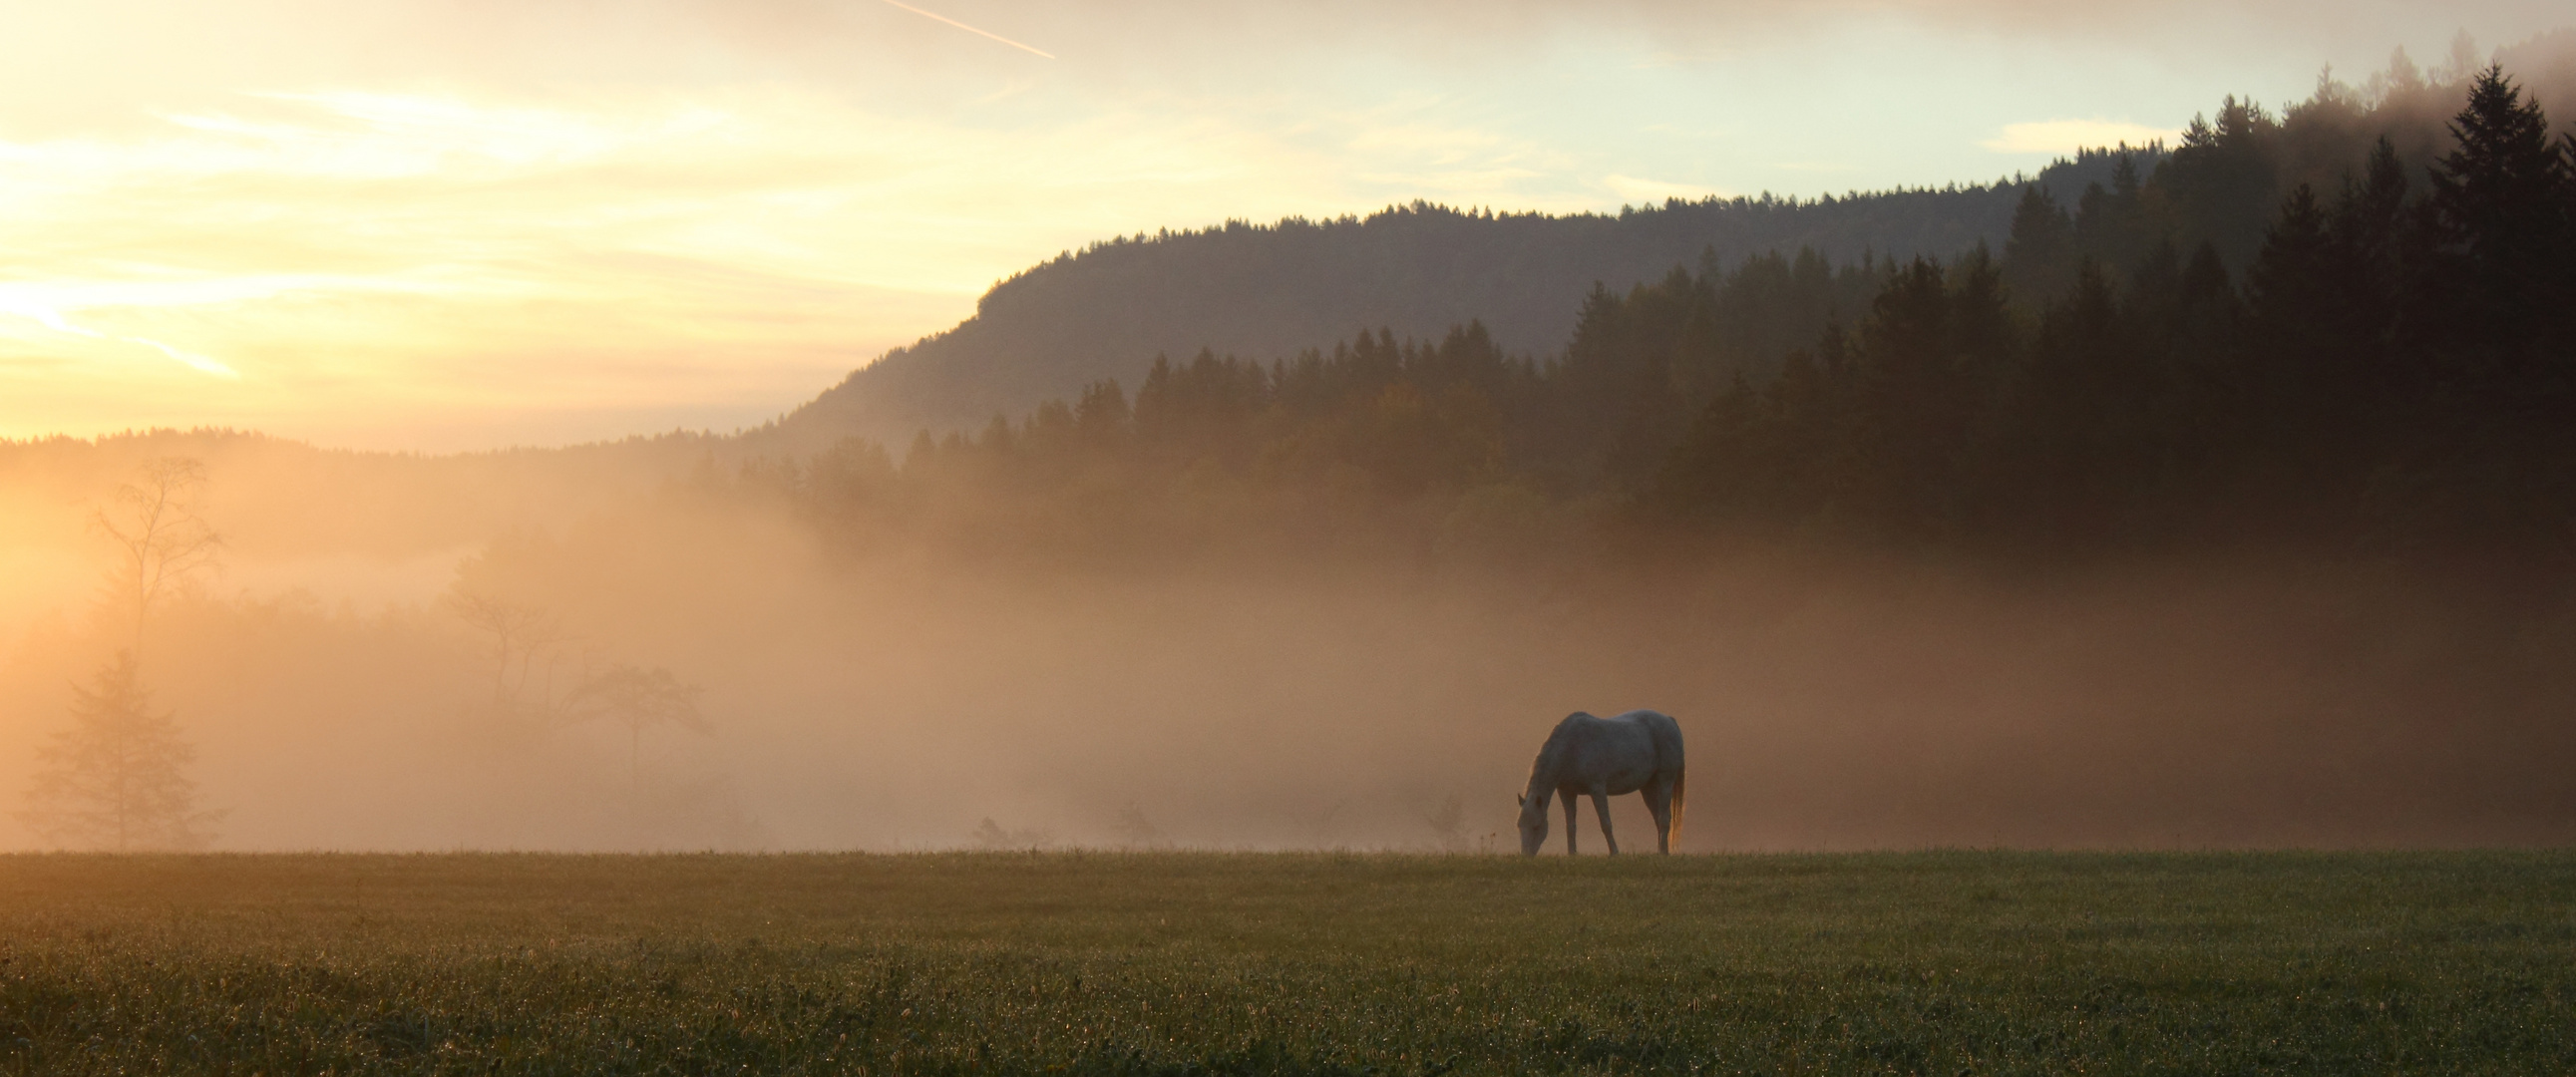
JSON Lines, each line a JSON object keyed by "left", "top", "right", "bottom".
{"left": 1592, "top": 791, "right": 1620, "bottom": 855}
{"left": 1646, "top": 782, "right": 1672, "bottom": 854}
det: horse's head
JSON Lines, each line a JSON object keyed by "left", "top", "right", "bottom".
{"left": 1516, "top": 792, "right": 1548, "bottom": 856}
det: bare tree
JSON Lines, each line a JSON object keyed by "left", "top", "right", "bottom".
{"left": 564, "top": 662, "right": 709, "bottom": 782}
{"left": 17, "top": 650, "right": 223, "bottom": 851}
{"left": 444, "top": 587, "right": 569, "bottom": 714}
{"left": 92, "top": 457, "right": 222, "bottom": 652}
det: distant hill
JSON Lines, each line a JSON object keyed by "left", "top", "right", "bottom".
{"left": 764, "top": 155, "right": 2153, "bottom": 452}
{"left": 765, "top": 29, "right": 2576, "bottom": 455}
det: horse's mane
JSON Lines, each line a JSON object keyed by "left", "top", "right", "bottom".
{"left": 1527, "top": 712, "right": 1594, "bottom": 788}
{"left": 1529, "top": 738, "right": 1563, "bottom": 778}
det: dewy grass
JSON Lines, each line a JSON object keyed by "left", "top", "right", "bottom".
{"left": 0, "top": 851, "right": 2569, "bottom": 1075}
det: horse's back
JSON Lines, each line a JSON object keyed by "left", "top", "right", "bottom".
{"left": 1543, "top": 710, "right": 1680, "bottom": 793}
{"left": 1606, "top": 709, "right": 1683, "bottom": 778}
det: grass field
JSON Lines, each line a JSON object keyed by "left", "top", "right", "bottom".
{"left": 1, "top": 852, "right": 2571, "bottom": 1075}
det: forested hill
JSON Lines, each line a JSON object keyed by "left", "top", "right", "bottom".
{"left": 722, "top": 59, "right": 2576, "bottom": 577}
{"left": 764, "top": 155, "right": 2147, "bottom": 451}
{"left": 768, "top": 32, "right": 2576, "bottom": 455}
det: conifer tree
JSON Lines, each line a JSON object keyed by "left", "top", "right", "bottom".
{"left": 2315, "top": 143, "right": 2413, "bottom": 471}
{"left": 2241, "top": 184, "right": 2337, "bottom": 405}
{"left": 2003, "top": 185, "right": 2077, "bottom": 306}
{"left": 2413, "top": 66, "right": 2576, "bottom": 550}
{"left": 2425, "top": 65, "right": 2571, "bottom": 336}
{"left": 17, "top": 651, "right": 220, "bottom": 851}
{"left": 1074, "top": 379, "right": 1132, "bottom": 453}
{"left": 2072, "top": 156, "right": 2152, "bottom": 278}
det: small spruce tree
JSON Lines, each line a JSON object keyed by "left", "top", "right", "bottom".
{"left": 17, "top": 650, "right": 221, "bottom": 851}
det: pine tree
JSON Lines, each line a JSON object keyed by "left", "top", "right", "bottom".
{"left": 2415, "top": 66, "right": 2576, "bottom": 553}
{"left": 1855, "top": 257, "right": 1998, "bottom": 540}
{"left": 2321, "top": 141, "right": 2412, "bottom": 471}
{"left": 2230, "top": 184, "right": 2360, "bottom": 525}
{"left": 2072, "top": 155, "right": 2151, "bottom": 279}
{"left": 2424, "top": 65, "right": 2571, "bottom": 340}
{"left": 2003, "top": 185, "right": 2077, "bottom": 306}
{"left": 17, "top": 651, "right": 221, "bottom": 851}
{"left": 1074, "top": 379, "right": 1132, "bottom": 453}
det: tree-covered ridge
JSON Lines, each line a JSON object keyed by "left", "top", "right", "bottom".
{"left": 768, "top": 165, "right": 2150, "bottom": 454}
{"left": 730, "top": 246, "right": 1890, "bottom": 569}
{"left": 769, "top": 36, "right": 2576, "bottom": 456}
{"left": 724, "top": 63, "right": 2576, "bottom": 573}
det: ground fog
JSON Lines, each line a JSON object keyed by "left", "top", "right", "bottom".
{"left": 2, "top": 440, "right": 2568, "bottom": 852}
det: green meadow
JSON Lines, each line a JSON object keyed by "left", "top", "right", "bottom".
{"left": 1, "top": 852, "right": 2570, "bottom": 1075}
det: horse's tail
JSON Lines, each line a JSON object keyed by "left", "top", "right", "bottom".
{"left": 1668, "top": 769, "right": 1686, "bottom": 850}
{"left": 1651, "top": 713, "right": 1686, "bottom": 850}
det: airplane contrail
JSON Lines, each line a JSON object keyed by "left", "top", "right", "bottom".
{"left": 878, "top": 0, "right": 1056, "bottom": 60}
{"left": 0, "top": 299, "right": 239, "bottom": 378}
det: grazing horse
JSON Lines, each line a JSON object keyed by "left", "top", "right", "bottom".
{"left": 1517, "top": 710, "right": 1685, "bottom": 855}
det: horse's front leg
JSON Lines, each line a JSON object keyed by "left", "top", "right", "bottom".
{"left": 1563, "top": 791, "right": 1579, "bottom": 855}
{"left": 1592, "top": 791, "right": 1620, "bottom": 855}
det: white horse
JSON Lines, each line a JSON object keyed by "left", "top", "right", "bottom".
{"left": 1517, "top": 710, "right": 1685, "bottom": 855}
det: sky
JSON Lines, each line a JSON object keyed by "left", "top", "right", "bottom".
{"left": 1, "top": 0, "right": 2566, "bottom": 451}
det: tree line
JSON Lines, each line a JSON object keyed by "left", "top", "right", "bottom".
{"left": 1653, "top": 65, "right": 2576, "bottom": 566}
{"left": 718, "top": 65, "right": 2574, "bottom": 576}
{"left": 15, "top": 459, "right": 719, "bottom": 851}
